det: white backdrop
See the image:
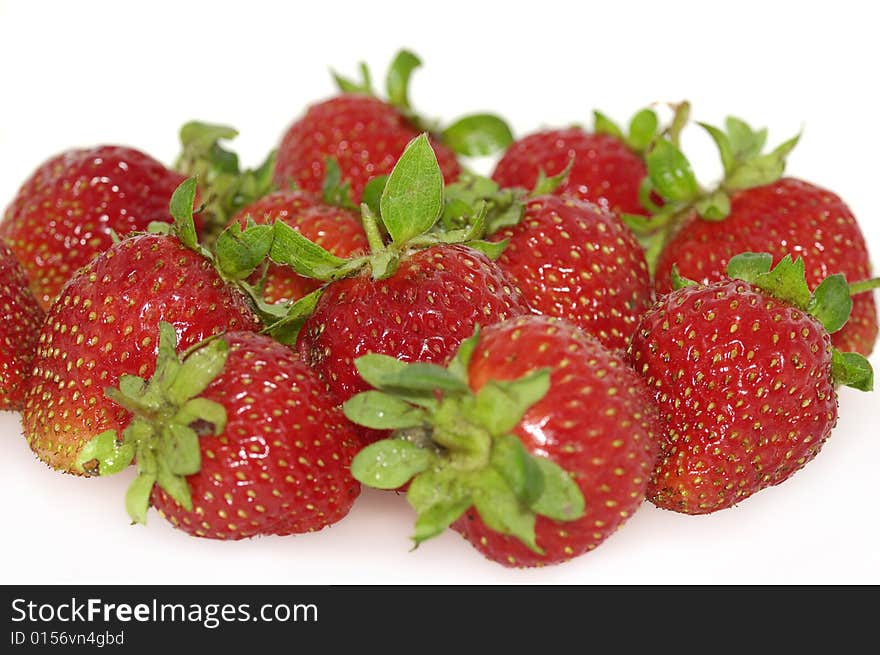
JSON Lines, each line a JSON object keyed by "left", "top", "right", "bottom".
{"left": 1, "top": 0, "right": 878, "bottom": 584}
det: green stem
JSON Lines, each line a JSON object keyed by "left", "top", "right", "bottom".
{"left": 849, "top": 278, "right": 880, "bottom": 296}
{"left": 361, "top": 206, "right": 386, "bottom": 254}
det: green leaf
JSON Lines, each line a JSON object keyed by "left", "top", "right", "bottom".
{"left": 698, "top": 122, "right": 735, "bottom": 176}
{"left": 592, "top": 110, "right": 623, "bottom": 139}
{"left": 725, "top": 117, "right": 767, "bottom": 160}
{"left": 491, "top": 434, "right": 543, "bottom": 506}
{"left": 724, "top": 153, "right": 786, "bottom": 191}
{"left": 529, "top": 457, "right": 585, "bottom": 521}
{"left": 627, "top": 108, "right": 659, "bottom": 152}
{"left": 354, "top": 354, "right": 469, "bottom": 394}
{"left": 351, "top": 439, "right": 433, "bottom": 489}
{"left": 726, "top": 252, "right": 773, "bottom": 282}
{"left": 269, "top": 220, "right": 350, "bottom": 280}
{"left": 447, "top": 327, "right": 480, "bottom": 383}
{"left": 831, "top": 349, "right": 873, "bottom": 391}
{"left": 264, "top": 288, "right": 324, "bottom": 344}
{"left": 386, "top": 50, "right": 421, "bottom": 111}
{"left": 646, "top": 140, "right": 700, "bottom": 202}
{"left": 321, "top": 158, "right": 356, "bottom": 209}
{"left": 694, "top": 189, "right": 731, "bottom": 220}
{"left": 752, "top": 255, "right": 811, "bottom": 309}
{"left": 807, "top": 274, "right": 853, "bottom": 334}
{"left": 380, "top": 134, "right": 444, "bottom": 245}
{"left": 75, "top": 429, "right": 134, "bottom": 476}
{"left": 471, "top": 468, "right": 542, "bottom": 554}
{"left": 472, "top": 369, "right": 550, "bottom": 437}
{"left": 462, "top": 239, "right": 508, "bottom": 261}
{"left": 343, "top": 391, "right": 426, "bottom": 430}
{"left": 169, "top": 177, "right": 199, "bottom": 250}
{"left": 164, "top": 338, "right": 229, "bottom": 406}
{"left": 162, "top": 423, "right": 201, "bottom": 477}
{"left": 361, "top": 175, "right": 388, "bottom": 216}
{"left": 442, "top": 114, "right": 514, "bottom": 157}
{"left": 215, "top": 221, "right": 275, "bottom": 281}
{"left": 670, "top": 265, "right": 699, "bottom": 290}
{"left": 531, "top": 159, "right": 573, "bottom": 197}
{"left": 407, "top": 468, "right": 472, "bottom": 545}
{"left": 412, "top": 495, "right": 473, "bottom": 546}
{"left": 332, "top": 62, "right": 373, "bottom": 95}
{"left": 125, "top": 472, "right": 156, "bottom": 525}
{"left": 156, "top": 456, "right": 193, "bottom": 511}
{"left": 173, "top": 397, "right": 227, "bottom": 436}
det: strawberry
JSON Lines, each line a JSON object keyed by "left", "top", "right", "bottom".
{"left": 0, "top": 145, "right": 187, "bottom": 310}
{"left": 490, "top": 194, "right": 652, "bottom": 350}
{"left": 76, "top": 325, "right": 361, "bottom": 537}
{"left": 230, "top": 188, "right": 367, "bottom": 304}
{"left": 627, "top": 253, "right": 875, "bottom": 514}
{"left": 22, "top": 180, "right": 261, "bottom": 474}
{"left": 631, "top": 116, "right": 876, "bottom": 355}
{"left": 344, "top": 316, "right": 661, "bottom": 567}
{"left": 491, "top": 107, "right": 675, "bottom": 217}
{"left": 0, "top": 242, "right": 44, "bottom": 410}
{"left": 273, "top": 50, "right": 514, "bottom": 204}
{"left": 654, "top": 178, "right": 877, "bottom": 355}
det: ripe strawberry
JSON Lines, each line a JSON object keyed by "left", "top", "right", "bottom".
{"left": 298, "top": 243, "right": 529, "bottom": 407}
{"left": 628, "top": 254, "right": 874, "bottom": 514}
{"left": 345, "top": 316, "right": 661, "bottom": 567}
{"left": 0, "top": 145, "right": 187, "bottom": 309}
{"left": 77, "top": 326, "right": 361, "bottom": 537}
{"left": 491, "top": 107, "right": 670, "bottom": 217}
{"left": 22, "top": 180, "right": 261, "bottom": 474}
{"left": 230, "top": 189, "right": 367, "bottom": 303}
{"left": 654, "top": 178, "right": 877, "bottom": 355}
{"left": 273, "top": 50, "right": 514, "bottom": 204}
{"left": 491, "top": 194, "right": 652, "bottom": 350}
{"left": 0, "top": 242, "right": 44, "bottom": 410}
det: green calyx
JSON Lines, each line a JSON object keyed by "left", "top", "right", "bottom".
{"left": 331, "top": 49, "right": 513, "bottom": 158}
{"left": 725, "top": 253, "right": 875, "bottom": 391}
{"left": 75, "top": 322, "right": 229, "bottom": 524}
{"left": 621, "top": 112, "right": 800, "bottom": 273}
{"left": 594, "top": 102, "right": 690, "bottom": 154}
{"left": 175, "top": 121, "right": 276, "bottom": 241}
{"left": 345, "top": 329, "right": 586, "bottom": 553}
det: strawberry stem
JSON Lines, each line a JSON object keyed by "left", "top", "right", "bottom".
{"left": 848, "top": 278, "right": 880, "bottom": 296}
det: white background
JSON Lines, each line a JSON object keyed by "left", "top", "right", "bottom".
{"left": 1, "top": 0, "right": 878, "bottom": 584}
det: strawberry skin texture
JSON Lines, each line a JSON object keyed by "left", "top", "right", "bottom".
{"left": 655, "top": 178, "right": 877, "bottom": 355}
{"left": 492, "top": 195, "right": 652, "bottom": 351}
{"left": 492, "top": 129, "right": 648, "bottom": 216}
{"left": 453, "top": 316, "right": 661, "bottom": 567}
{"left": 231, "top": 189, "right": 368, "bottom": 303}
{"left": 0, "top": 243, "right": 44, "bottom": 410}
{"left": 151, "top": 332, "right": 361, "bottom": 539}
{"left": 0, "top": 146, "right": 186, "bottom": 310}
{"left": 298, "top": 244, "right": 530, "bottom": 408}
{"left": 22, "top": 234, "right": 260, "bottom": 473}
{"left": 628, "top": 279, "right": 838, "bottom": 514}
{"left": 274, "top": 95, "right": 461, "bottom": 204}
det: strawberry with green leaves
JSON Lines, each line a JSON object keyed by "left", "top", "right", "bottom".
{"left": 0, "top": 146, "right": 188, "bottom": 310}
{"left": 631, "top": 117, "right": 876, "bottom": 355}
{"left": 76, "top": 324, "right": 361, "bottom": 537}
{"left": 345, "top": 316, "right": 661, "bottom": 567}
{"left": 0, "top": 242, "right": 44, "bottom": 410}
{"left": 628, "top": 253, "right": 876, "bottom": 514}
{"left": 274, "top": 50, "right": 514, "bottom": 203}
{"left": 22, "top": 180, "right": 262, "bottom": 474}
{"left": 492, "top": 106, "right": 685, "bottom": 217}
{"left": 265, "top": 135, "right": 530, "bottom": 416}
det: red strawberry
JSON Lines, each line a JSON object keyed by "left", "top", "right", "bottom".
{"left": 273, "top": 50, "right": 515, "bottom": 204}
{"left": 0, "top": 145, "right": 187, "bottom": 309}
{"left": 492, "top": 121, "right": 651, "bottom": 217}
{"left": 0, "top": 242, "right": 44, "bottom": 409}
{"left": 491, "top": 194, "right": 652, "bottom": 350}
{"left": 345, "top": 316, "right": 661, "bottom": 567}
{"left": 654, "top": 178, "right": 877, "bottom": 355}
{"left": 230, "top": 189, "right": 367, "bottom": 303}
{"left": 628, "top": 254, "right": 874, "bottom": 514}
{"left": 22, "top": 218, "right": 260, "bottom": 473}
{"left": 297, "top": 243, "right": 530, "bottom": 407}
{"left": 275, "top": 95, "right": 461, "bottom": 204}
{"left": 78, "top": 326, "right": 361, "bottom": 537}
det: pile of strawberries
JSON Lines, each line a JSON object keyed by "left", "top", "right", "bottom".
{"left": 1, "top": 51, "right": 876, "bottom": 568}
